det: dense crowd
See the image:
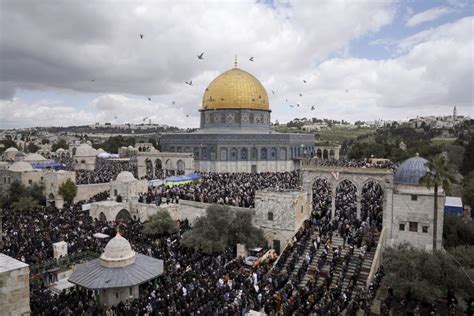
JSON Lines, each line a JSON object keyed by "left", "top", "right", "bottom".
{"left": 307, "top": 158, "right": 398, "bottom": 171}
{"left": 75, "top": 158, "right": 137, "bottom": 184}
{"left": 139, "top": 171, "right": 301, "bottom": 208}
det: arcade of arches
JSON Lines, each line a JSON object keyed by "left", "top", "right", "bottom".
{"left": 136, "top": 153, "right": 194, "bottom": 180}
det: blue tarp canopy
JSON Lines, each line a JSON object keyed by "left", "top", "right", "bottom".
{"left": 31, "top": 162, "right": 64, "bottom": 170}
{"left": 444, "top": 196, "right": 463, "bottom": 215}
{"left": 186, "top": 172, "right": 201, "bottom": 180}
{"left": 164, "top": 175, "right": 191, "bottom": 182}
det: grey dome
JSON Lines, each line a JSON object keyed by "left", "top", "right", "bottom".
{"left": 15, "top": 151, "right": 26, "bottom": 157}
{"left": 394, "top": 155, "right": 430, "bottom": 184}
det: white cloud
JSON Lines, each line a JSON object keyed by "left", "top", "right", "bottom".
{"left": 406, "top": 6, "right": 454, "bottom": 27}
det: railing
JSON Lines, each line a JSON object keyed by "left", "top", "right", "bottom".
{"left": 366, "top": 227, "right": 387, "bottom": 287}
{"left": 30, "top": 251, "right": 100, "bottom": 275}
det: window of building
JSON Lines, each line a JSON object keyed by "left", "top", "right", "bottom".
{"left": 7, "top": 178, "right": 10, "bottom": 184}
{"left": 129, "top": 287, "right": 133, "bottom": 296}
{"left": 399, "top": 223, "right": 405, "bottom": 231}
{"left": 422, "top": 226, "right": 428, "bottom": 233}
{"left": 409, "top": 222, "right": 418, "bottom": 232}
{"left": 28, "top": 179, "right": 32, "bottom": 185}
{"left": 411, "top": 195, "right": 417, "bottom": 201}
{"left": 116, "top": 292, "right": 119, "bottom": 299}
{"left": 114, "top": 189, "right": 118, "bottom": 196}
{"left": 268, "top": 212, "right": 273, "bottom": 221}
{"left": 301, "top": 206, "right": 304, "bottom": 213}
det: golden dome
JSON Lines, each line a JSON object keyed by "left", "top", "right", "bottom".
{"left": 202, "top": 68, "right": 269, "bottom": 111}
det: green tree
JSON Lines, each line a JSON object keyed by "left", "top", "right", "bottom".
{"left": 96, "top": 136, "right": 135, "bottom": 153}
{"left": 420, "top": 154, "right": 457, "bottom": 250}
{"left": 443, "top": 214, "right": 474, "bottom": 248}
{"left": 41, "top": 138, "right": 50, "bottom": 145}
{"left": 58, "top": 178, "right": 77, "bottom": 205}
{"left": 143, "top": 210, "right": 178, "bottom": 236}
{"left": 383, "top": 245, "right": 474, "bottom": 305}
{"left": 0, "top": 139, "right": 18, "bottom": 154}
{"left": 26, "top": 142, "right": 40, "bottom": 153}
{"left": 460, "top": 138, "right": 474, "bottom": 175}
{"left": 51, "top": 139, "right": 69, "bottom": 152}
{"left": 181, "top": 205, "right": 266, "bottom": 254}
{"left": 12, "top": 196, "right": 40, "bottom": 211}
{"left": 462, "top": 171, "right": 474, "bottom": 211}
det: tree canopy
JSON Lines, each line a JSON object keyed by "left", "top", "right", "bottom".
{"left": 143, "top": 210, "right": 178, "bottom": 236}
{"left": 93, "top": 135, "right": 136, "bottom": 153}
{"left": 51, "top": 139, "right": 69, "bottom": 152}
{"left": 3, "top": 180, "right": 44, "bottom": 207}
{"left": 12, "top": 196, "right": 40, "bottom": 212}
{"left": 382, "top": 245, "right": 474, "bottom": 305}
{"left": 443, "top": 214, "right": 474, "bottom": 248}
{"left": 58, "top": 178, "right": 77, "bottom": 205}
{"left": 181, "top": 205, "right": 266, "bottom": 254}
{"left": 460, "top": 138, "right": 474, "bottom": 175}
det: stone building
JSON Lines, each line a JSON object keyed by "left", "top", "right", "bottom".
{"left": 389, "top": 155, "right": 444, "bottom": 250}
{"left": 2, "top": 147, "right": 18, "bottom": 162}
{"left": 110, "top": 171, "right": 148, "bottom": 202}
{"left": 68, "top": 233, "right": 163, "bottom": 307}
{"left": 73, "top": 143, "right": 97, "bottom": 171}
{"left": 302, "top": 154, "right": 445, "bottom": 251}
{"left": 0, "top": 253, "right": 30, "bottom": 316}
{"left": 44, "top": 170, "right": 76, "bottom": 208}
{"left": 0, "top": 161, "right": 46, "bottom": 197}
{"left": 160, "top": 65, "right": 314, "bottom": 173}
{"left": 254, "top": 189, "right": 310, "bottom": 253}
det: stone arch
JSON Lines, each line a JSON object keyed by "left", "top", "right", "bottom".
{"left": 280, "top": 148, "right": 287, "bottom": 160}
{"left": 311, "top": 177, "right": 332, "bottom": 219}
{"left": 335, "top": 179, "right": 357, "bottom": 221}
{"left": 72, "top": 147, "right": 77, "bottom": 156}
{"left": 116, "top": 209, "right": 132, "bottom": 222}
{"left": 177, "top": 146, "right": 183, "bottom": 153}
{"left": 176, "top": 159, "right": 185, "bottom": 175}
{"left": 261, "top": 148, "right": 268, "bottom": 160}
{"left": 154, "top": 159, "right": 163, "bottom": 179}
{"left": 47, "top": 193, "right": 55, "bottom": 207}
{"left": 220, "top": 148, "right": 228, "bottom": 161}
{"left": 241, "top": 148, "right": 248, "bottom": 160}
{"left": 230, "top": 148, "right": 238, "bottom": 161}
{"left": 323, "top": 149, "right": 329, "bottom": 159}
{"left": 329, "top": 149, "right": 335, "bottom": 159}
{"left": 145, "top": 158, "right": 153, "bottom": 179}
{"left": 316, "top": 149, "right": 322, "bottom": 158}
{"left": 361, "top": 180, "right": 384, "bottom": 229}
{"left": 99, "top": 212, "right": 107, "bottom": 222}
{"left": 251, "top": 148, "right": 258, "bottom": 160}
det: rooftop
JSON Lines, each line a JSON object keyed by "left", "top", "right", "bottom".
{"left": 0, "top": 253, "right": 29, "bottom": 273}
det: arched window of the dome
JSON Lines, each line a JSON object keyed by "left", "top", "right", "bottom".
{"left": 241, "top": 148, "right": 248, "bottom": 160}
{"left": 230, "top": 148, "right": 238, "bottom": 161}
{"left": 270, "top": 148, "right": 277, "bottom": 160}
{"left": 251, "top": 148, "right": 258, "bottom": 160}
{"left": 193, "top": 147, "right": 200, "bottom": 159}
{"left": 220, "top": 148, "right": 228, "bottom": 161}
{"left": 280, "top": 148, "right": 287, "bottom": 160}
{"left": 261, "top": 148, "right": 268, "bottom": 160}
{"left": 202, "top": 148, "right": 208, "bottom": 160}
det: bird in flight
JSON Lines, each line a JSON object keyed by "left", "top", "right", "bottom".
{"left": 289, "top": 105, "right": 294, "bottom": 108}
{"left": 91, "top": 79, "right": 95, "bottom": 82}
{"left": 249, "top": 57, "right": 254, "bottom": 62}
{"left": 172, "top": 101, "right": 176, "bottom": 105}
{"left": 148, "top": 97, "right": 151, "bottom": 101}
{"left": 271, "top": 90, "right": 275, "bottom": 95}
{"left": 186, "top": 115, "right": 189, "bottom": 118}
{"left": 197, "top": 52, "right": 204, "bottom": 60}
{"left": 346, "top": 89, "right": 349, "bottom": 93}
{"left": 299, "top": 93, "right": 303, "bottom": 97}
{"left": 185, "top": 81, "right": 193, "bottom": 86}
{"left": 285, "top": 98, "right": 288, "bottom": 102}
{"left": 143, "top": 117, "right": 148, "bottom": 122}
{"left": 114, "top": 116, "right": 117, "bottom": 119}
{"left": 140, "top": 34, "right": 144, "bottom": 39}
{"left": 297, "top": 103, "right": 300, "bottom": 107}
{"left": 303, "top": 80, "right": 307, "bottom": 83}
{"left": 311, "top": 106, "right": 315, "bottom": 111}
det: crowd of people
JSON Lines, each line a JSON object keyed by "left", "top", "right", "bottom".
{"left": 139, "top": 171, "right": 301, "bottom": 208}
{"left": 306, "top": 158, "right": 398, "bottom": 171}
{"left": 75, "top": 158, "right": 137, "bottom": 184}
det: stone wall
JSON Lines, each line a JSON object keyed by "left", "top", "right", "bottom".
{"left": 75, "top": 183, "right": 111, "bottom": 203}
{"left": 177, "top": 200, "right": 251, "bottom": 224}
{"left": 196, "top": 160, "right": 297, "bottom": 173}
{"left": 0, "top": 254, "right": 30, "bottom": 316}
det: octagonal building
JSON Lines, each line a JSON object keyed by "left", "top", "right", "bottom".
{"left": 160, "top": 65, "right": 314, "bottom": 173}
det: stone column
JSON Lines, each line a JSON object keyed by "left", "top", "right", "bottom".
{"left": 356, "top": 187, "right": 362, "bottom": 220}
{"left": 331, "top": 190, "right": 336, "bottom": 219}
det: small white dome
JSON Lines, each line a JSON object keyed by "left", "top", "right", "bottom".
{"left": 100, "top": 234, "right": 136, "bottom": 267}
{"left": 56, "top": 148, "right": 65, "bottom": 152}
{"left": 128, "top": 145, "right": 134, "bottom": 149}
{"left": 97, "top": 148, "right": 105, "bottom": 153}
{"left": 5, "top": 147, "right": 18, "bottom": 153}
{"left": 75, "top": 144, "right": 97, "bottom": 157}
{"left": 115, "top": 171, "right": 136, "bottom": 183}
{"left": 24, "top": 153, "right": 47, "bottom": 162}
{"left": 9, "top": 161, "right": 33, "bottom": 172}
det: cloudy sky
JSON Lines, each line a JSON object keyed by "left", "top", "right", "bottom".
{"left": 0, "top": 0, "right": 472, "bottom": 128}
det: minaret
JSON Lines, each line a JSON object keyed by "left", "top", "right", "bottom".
{"left": 453, "top": 106, "right": 457, "bottom": 120}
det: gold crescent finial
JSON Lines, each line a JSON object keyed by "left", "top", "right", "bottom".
{"left": 234, "top": 55, "right": 238, "bottom": 68}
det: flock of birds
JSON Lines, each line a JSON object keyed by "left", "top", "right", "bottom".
{"left": 93, "top": 33, "right": 351, "bottom": 123}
